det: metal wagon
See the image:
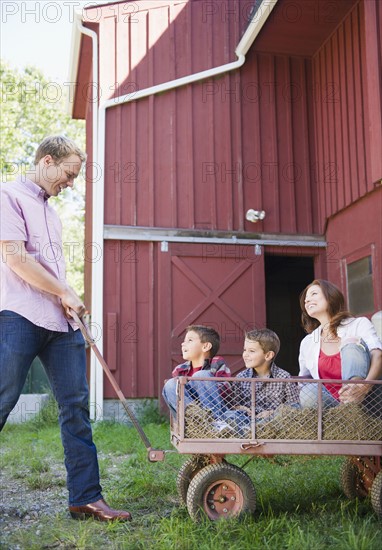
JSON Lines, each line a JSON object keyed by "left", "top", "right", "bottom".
{"left": 74, "top": 313, "right": 382, "bottom": 522}
{"left": 169, "top": 375, "right": 382, "bottom": 521}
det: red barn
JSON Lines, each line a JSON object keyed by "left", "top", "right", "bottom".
{"left": 69, "top": 0, "right": 382, "bottom": 417}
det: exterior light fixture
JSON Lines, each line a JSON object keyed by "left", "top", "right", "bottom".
{"left": 245, "top": 209, "right": 266, "bottom": 223}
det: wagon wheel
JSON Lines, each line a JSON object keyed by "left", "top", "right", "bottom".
{"left": 371, "top": 471, "right": 382, "bottom": 519}
{"left": 340, "top": 458, "right": 369, "bottom": 499}
{"left": 176, "top": 455, "right": 213, "bottom": 504}
{"left": 186, "top": 462, "right": 256, "bottom": 521}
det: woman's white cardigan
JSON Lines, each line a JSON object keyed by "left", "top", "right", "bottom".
{"left": 298, "top": 317, "right": 382, "bottom": 379}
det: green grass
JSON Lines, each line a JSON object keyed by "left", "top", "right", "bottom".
{"left": 1, "top": 414, "right": 381, "bottom": 550}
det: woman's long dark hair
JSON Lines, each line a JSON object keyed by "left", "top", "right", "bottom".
{"left": 299, "top": 279, "right": 352, "bottom": 335}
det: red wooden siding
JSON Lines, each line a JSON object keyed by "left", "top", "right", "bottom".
{"left": 74, "top": 0, "right": 382, "bottom": 399}
{"left": 325, "top": 189, "right": 382, "bottom": 313}
{"left": 103, "top": 240, "right": 156, "bottom": 398}
{"left": 360, "top": 0, "right": 382, "bottom": 187}
{"left": 88, "top": 0, "right": 318, "bottom": 235}
{"left": 157, "top": 243, "right": 266, "bottom": 395}
{"left": 312, "top": 0, "right": 382, "bottom": 229}
{"left": 241, "top": 51, "right": 317, "bottom": 234}
{"left": 102, "top": 239, "right": 267, "bottom": 398}
{"left": 94, "top": 1, "right": 320, "bottom": 398}
{"left": 252, "top": 0, "right": 359, "bottom": 57}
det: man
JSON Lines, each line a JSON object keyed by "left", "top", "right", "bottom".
{"left": 0, "top": 135, "right": 131, "bottom": 522}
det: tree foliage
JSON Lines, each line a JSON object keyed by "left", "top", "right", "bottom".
{"left": 0, "top": 61, "right": 86, "bottom": 298}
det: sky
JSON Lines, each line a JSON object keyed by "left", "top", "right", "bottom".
{"left": 0, "top": 0, "right": 116, "bottom": 82}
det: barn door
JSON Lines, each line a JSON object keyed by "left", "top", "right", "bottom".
{"left": 157, "top": 242, "right": 265, "bottom": 393}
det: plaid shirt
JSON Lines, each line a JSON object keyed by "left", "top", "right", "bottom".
{"left": 229, "top": 363, "right": 300, "bottom": 414}
{"left": 171, "top": 356, "right": 230, "bottom": 377}
{"left": 171, "top": 356, "right": 231, "bottom": 398}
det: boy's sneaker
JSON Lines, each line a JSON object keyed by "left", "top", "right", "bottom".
{"left": 212, "top": 420, "right": 230, "bottom": 431}
{"left": 211, "top": 420, "right": 235, "bottom": 437}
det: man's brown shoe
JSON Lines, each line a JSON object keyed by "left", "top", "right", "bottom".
{"left": 69, "top": 498, "right": 132, "bottom": 522}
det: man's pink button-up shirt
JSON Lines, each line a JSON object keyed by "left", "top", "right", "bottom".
{"left": 1, "top": 176, "right": 72, "bottom": 331}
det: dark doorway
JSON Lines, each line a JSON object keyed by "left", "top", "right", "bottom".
{"left": 265, "top": 255, "right": 314, "bottom": 375}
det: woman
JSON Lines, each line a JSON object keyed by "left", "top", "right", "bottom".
{"left": 298, "top": 279, "right": 382, "bottom": 409}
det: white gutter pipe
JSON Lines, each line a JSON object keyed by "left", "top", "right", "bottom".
{"left": 75, "top": 16, "right": 100, "bottom": 420}
{"left": 235, "top": 0, "right": 278, "bottom": 56}
{"left": 77, "top": 0, "right": 278, "bottom": 419}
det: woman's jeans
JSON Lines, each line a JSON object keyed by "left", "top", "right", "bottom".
{"left": 0, "top": 311, "right": 102, "bottom": 506}
{"left": 162, "top": 370, "right": 226, "bottom": 420}
{"left": 300, "top": 338, "right": 380, "bottom": 409}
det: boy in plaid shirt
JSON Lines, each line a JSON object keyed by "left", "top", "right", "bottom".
{"left": 162, "top": 325, "right": 230, "bottom": 420}
{"left": 225, "top": 329, "right": 300, "bottom": 424}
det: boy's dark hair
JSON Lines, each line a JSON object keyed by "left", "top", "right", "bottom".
{"left": 245, "top": 328, "right": 280, "bottom": 358}
{"left": 186, "top": 325, "right": 220, "bottom": 358}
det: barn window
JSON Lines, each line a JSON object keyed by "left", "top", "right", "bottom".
{"left": 347, "top": 256, "right": 374, "bottom": 314}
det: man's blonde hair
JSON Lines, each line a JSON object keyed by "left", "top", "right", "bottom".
{"left": 34, "top": 135, "right": 86, "bottom": 165}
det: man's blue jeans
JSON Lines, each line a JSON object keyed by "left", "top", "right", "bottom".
{"left": 0, "top": 311, "right": 102, "bottom": 506}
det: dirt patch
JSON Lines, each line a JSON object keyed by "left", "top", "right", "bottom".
{"left": 0, "top": 459, "right": 67, "bottom": 549}
{"left": 0, "top": 451, "right": 130, "bottom": 549}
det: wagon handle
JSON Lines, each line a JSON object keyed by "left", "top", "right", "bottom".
{"left": 70, "top": 309, "right": 165, "bottom": 462}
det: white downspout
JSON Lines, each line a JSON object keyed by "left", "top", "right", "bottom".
{"left": 76, "top": 17, "right": 101, "bottom": 420}
{"left": 78, "top": 0, "right": 278, "bottom": 420}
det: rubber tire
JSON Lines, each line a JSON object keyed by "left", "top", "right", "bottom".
{"left": 177, "top": 456, "right": 211, "bottom": 504}
{"left": 186, "top": 462, "right": 256, "bottom": 522}
{"left": 371, "top": 471, "right": 382, "bottom": 519}
{"left": 340, "top": 458, "right": 368, "bottom": 500}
